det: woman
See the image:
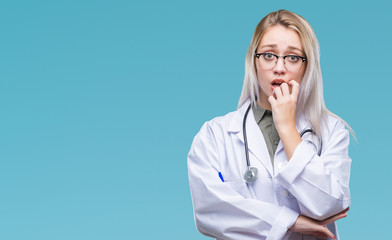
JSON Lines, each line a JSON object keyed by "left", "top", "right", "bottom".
{"left": 188, "top": 10, "right": 353, "bottom": 240}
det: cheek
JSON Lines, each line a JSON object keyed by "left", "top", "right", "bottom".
{"left": 257, "top": 71, "right": 269, "bottom": 88}
{"left": 294, "top": 75, "right": 303, "bottom": 85}
{"left": 292, "top": 70, "right": 306, "bottom": 85}
{"left": 256, "top": 64, "right": 267, "bottom": 85}
{"left": 257, "top": 71, "right": 273, "bottom": 97}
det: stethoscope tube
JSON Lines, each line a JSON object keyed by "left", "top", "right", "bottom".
{"left": 299, "top": 128, "right": 322, "bottom": 156}
{"left": 243, "top": 104, "right": 252, "bottom": 168}
{"left": 243, "top": 104, "right": 259, "bottom": 183}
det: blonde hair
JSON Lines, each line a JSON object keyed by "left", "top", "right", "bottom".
{"left": 238, "top": 9, "right": 354, "bottom": 138}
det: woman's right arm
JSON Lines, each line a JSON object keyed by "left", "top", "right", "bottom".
{"left": 290, "top": 209, "right": 348, "bottom": 239}
{"left": 188, "top": 122, "right": 299, "bottom": 240}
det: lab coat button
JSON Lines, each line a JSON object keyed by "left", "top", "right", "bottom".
{"left": 282, "top": 190, "right": 289, "bottom": 197}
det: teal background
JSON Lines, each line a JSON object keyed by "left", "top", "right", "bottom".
{"left": 0, "top": 0, "right": 390, "bottom": 239}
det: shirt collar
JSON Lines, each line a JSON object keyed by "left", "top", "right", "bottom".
{"left": 252, "top": 103, "right": 272, "bottom": 124}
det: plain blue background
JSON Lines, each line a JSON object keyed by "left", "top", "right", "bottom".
{"left": 0, "top": 0, "right": 391, "bottom": 239}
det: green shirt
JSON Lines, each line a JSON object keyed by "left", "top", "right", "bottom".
{"left": 252, "top": 103, "right": 280, "bottom": 166}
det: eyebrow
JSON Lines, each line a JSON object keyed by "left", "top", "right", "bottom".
{"left": 259, "top": 44, "right": 304, "bottom": 54}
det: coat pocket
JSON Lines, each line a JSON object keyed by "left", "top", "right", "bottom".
{"left": 223, "top": 179, "right": 252, "bottom": 199}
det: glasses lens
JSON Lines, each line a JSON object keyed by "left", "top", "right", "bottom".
{"left": 285, "top": 55, "right": 303, "bottom": 72}
{"left": 258, "top": 53, "right": 276, "bottom": 70}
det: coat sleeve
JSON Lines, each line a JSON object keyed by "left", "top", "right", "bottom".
{"left": 275, "top": 119, "right": 351, "bottom": 220}
{"left": 188, "top": 122, "right": 299, "bottom": 240}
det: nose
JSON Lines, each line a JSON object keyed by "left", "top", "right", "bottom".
{"left": 272, "top": 57, "right": 286, "bottom": 74}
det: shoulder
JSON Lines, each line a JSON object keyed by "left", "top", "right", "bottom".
{"left": 188, "top": 108, "right": 240, "bottom": 163}
{"left": 191, "top": 101, "right": 249, "bottom": 145}
{"left": 321, "top": 113, "right": 350, "bottom": 146}
{"left": 323, "top": 113, "right": 348, "bottom": 134}
{"left": 298, "top": 112, "right": 349, "bottom": 146}
{"left": 196, "top": 109, "right": 237, "bottom": 140}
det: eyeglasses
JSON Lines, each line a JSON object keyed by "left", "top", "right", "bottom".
{"left": 255, "top": 52, "right": 307, "bottom": 72}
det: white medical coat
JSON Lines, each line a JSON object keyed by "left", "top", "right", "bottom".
{"left": 188, "top": 100, "right": 351, "bottom": 240}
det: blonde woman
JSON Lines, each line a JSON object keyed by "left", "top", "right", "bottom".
{"left": 188, "top": 10, "right": 352, "bottom": 240}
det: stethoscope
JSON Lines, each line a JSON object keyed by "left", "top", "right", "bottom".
{"left": 243, "top": 104, "right": 322, "bottom": 183}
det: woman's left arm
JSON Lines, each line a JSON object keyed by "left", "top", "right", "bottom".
{"left": 269, "top": 81, "right": 351, "bottom": 220}
{"left": 276, "top": 120, "right": 351, "bottom": 220}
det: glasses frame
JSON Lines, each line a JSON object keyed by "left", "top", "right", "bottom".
{"left": 255, "top": 52, "right": 307, "bottom": 71}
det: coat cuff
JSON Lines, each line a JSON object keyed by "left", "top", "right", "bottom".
{"left": 276, "top": 141, "right": 317, "bottom": 185}
{"left": 267, "top": 206, "right": 299, "bottom": 240}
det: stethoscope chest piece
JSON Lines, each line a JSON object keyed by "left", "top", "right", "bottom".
{"left": 244, "top": 167, "right": 259, "bottom": 183}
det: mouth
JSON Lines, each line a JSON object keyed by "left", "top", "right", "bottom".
{"left": 271, "top": 79, "right": 285, "bottom": 90}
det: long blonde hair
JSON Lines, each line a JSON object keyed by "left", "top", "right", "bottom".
{"left": 238, "top": 9, "right": 354, "bottom": 138}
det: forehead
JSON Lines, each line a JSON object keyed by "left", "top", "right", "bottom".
{"left": 258, "top": 25, "right": 303, "bottom": 52}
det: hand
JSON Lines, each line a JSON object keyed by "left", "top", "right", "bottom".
{"left": 267, "top": 80, "right": 299, "bottom": 133}
{"left": 268, "top": 80, "right": 301, "bottom": 159}
{"left": 290, "top": 208, "right": 350, "bottom": 239}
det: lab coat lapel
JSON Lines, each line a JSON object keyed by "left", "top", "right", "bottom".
{"left": 228, "top": 100, "right": 274, "bottom": 175}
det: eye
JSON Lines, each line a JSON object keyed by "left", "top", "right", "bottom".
{"left": 287, "top": 55, "right": 300, "bottom": 62}
{"left": 262, "top": 53, "right": 275, "bottom": 60}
